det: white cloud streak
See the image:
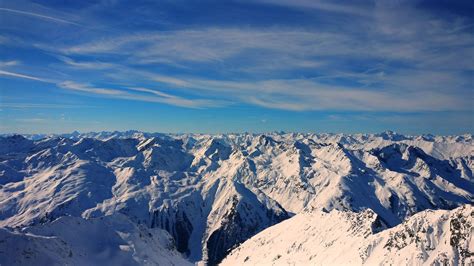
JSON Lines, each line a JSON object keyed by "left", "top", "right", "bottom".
{"left": 142, "top": 74, "right": 471, "bottom": 112}
{"left": 59, "top": 81, "right": 124, "bottom": 95}
{"left": 0, "top": 60, "right": 20, "bottom": 67}
{"left": 1, "top": 103, "right": 94, "bottom": 109}
{"left": 0, "top": 68, "right": 223, "bottom": 109}
{"left": 0, "top": 70, "right": 51, "bottom": 82}
{"left": 58, "top": 81, "right": 223, "bottom": 108}
{"left": 58, "top": 22, "right": 474, "bottom": 74}
{"left": 57, "top": 56, "right": 115, "bottom": 70}
{"left": 0, "top": 7, "right": 81, "bottom": 26}
{"left": 254, "top": 0, "right": 372, "bottom": 17}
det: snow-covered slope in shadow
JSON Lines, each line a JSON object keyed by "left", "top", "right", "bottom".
{"left": 0, "top": 213, "right": 191, "bottom": 266}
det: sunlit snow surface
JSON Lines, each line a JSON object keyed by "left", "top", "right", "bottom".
{"left": 0, "top": 131, "right": 472, "bottom": 265}
{"left": 222, "top": 205, "right": 473, "bottom": 265}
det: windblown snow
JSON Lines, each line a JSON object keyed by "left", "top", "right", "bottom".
{"left": 0, "top": 131, "right": 472, "bottom": 265}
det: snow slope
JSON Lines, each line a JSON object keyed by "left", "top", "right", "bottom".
{"left": 222, "top": 205, "right": 473, "bottom": 265}
{"left": 0, "top": 213, "right": 191, "bottom": 266}
{"left": 0, "top": 132, "right": 472, "bottom": 264}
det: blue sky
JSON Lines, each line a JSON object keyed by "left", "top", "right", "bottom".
{"left": 0, "top": 0, "right": 473, "bottom": 134}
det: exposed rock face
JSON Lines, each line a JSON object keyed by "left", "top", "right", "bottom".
{"left": 206, "top": 193, "right": 289, "bottom": 265}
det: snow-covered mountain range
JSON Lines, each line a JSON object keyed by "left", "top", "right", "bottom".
{"left": 0, "top": 131, "right": 472, "bottom": 265}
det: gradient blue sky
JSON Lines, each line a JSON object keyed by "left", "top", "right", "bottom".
{"left": 0, "top": 0, "right": 473, "bottom": 134}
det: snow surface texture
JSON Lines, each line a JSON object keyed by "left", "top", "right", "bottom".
{"left": 0, "top": 213, "right": 191, "bottom": 265}
{"left": 0, "top": 131, "right": 472, "bottom": 265}
{"left": 222, "top": 205, "right": 473, "bottom": 265}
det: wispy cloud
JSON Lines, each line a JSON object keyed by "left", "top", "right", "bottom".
{"left": 61, "top": 29, "right": 354, "bottom": 65}
{"left": 2, "top": 0, "right": 473, "bottom": 117}
{"left": 0, "top": 70, "right": 51, "bottom": 82}
{"left": 0, "top": 68, "right": 223, "bottom": 109}
{"left": 148, "top": 75, "right": 191, "bottom": 87}
{"left": 57, "top": 21, "right": 473, "bottom": 75}
{"left": 0, "top": 60, "right": 20, "bottom": 67}
{"left": 59, "top": 81, "right": 124, "bottom": 95}
{"left": 0, "top": 7, "right": 81, "bottom": 26}
{"left": 58, "top": 81, "right": 223, "bottom": 108}
{"left": 254, "top": 0, "right": 372, "bottom": 17}
{"left": 57, "top": 56, "right": 115, "bottom": 70}
{"left": 0, "top": 35, "right": 8, "bottom": 44}
{"left": 42, "top": 0, "right": 472, "bottom": 113}
{"left": 1, "top": 103, "right": 94, "bottom": 109}
{"left": 141, "top": 75, "right": 471, "bottom": 112}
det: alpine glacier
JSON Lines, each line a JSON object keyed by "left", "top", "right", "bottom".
{"left": 0, "top": 131, "right": 472, "bottom": 265}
